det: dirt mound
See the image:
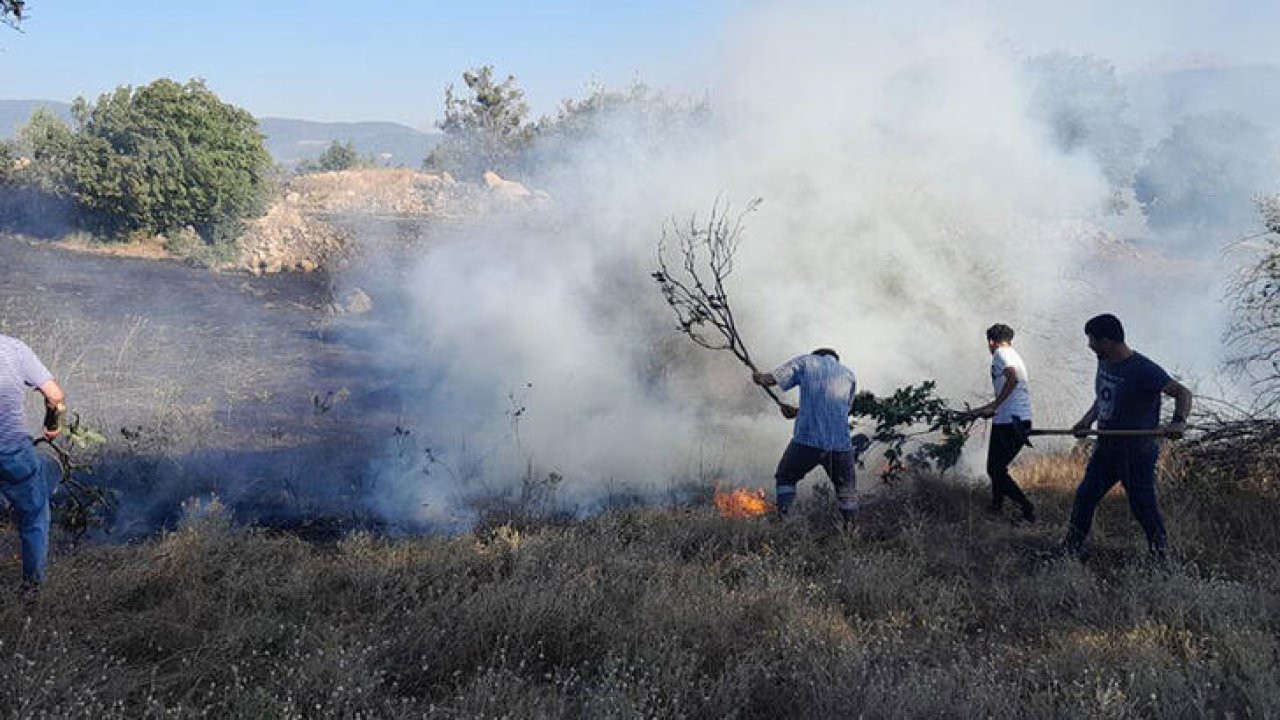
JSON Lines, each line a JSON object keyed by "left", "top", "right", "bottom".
{"left": 235, "top": 168, "right": 544, "bottom": 274}
{"left": 238, "top": 200, "right": 347, "bottom": 275}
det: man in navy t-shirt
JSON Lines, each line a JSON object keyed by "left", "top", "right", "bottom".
{"left": 1060, "top": 314, "right": 1192, "bottom": 561}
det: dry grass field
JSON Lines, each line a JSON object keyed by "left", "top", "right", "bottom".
{"left": 2, "top": 446, "right": 1277, "bottom": 719}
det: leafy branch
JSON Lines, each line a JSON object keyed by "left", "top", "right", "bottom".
{"left": 34, "top": 412, "right": 116, "bottom": 537}
{"left": 852, "top": 383, "right": 978, "bottom": 482}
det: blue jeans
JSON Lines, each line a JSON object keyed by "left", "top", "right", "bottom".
{"left": 0, "top": 442, "right": 58, "bottom": 583}
{"left": 1066, "top": 440, "right": 1166, "bottom": 553}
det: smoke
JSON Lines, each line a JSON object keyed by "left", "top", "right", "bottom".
{"left": 3, "top": 1, "right": 1270, "bottom": 536}
{"left": 362, "top": 1, "right": 1229, "bottom": 527}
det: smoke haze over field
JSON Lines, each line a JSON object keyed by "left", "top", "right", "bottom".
{"left": 9, "top": 1, "right": 1275, "bottom": 534}
{"left": 362, "top": 1, "right": 1275, "bottom": 526}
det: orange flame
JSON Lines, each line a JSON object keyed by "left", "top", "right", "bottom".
{"left": 713, "top": 486, "right": 772, "bottom": 518}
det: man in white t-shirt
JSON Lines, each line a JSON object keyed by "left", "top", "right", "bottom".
{"left": 971, "top": 324, "right": 1036, "bottom": 522}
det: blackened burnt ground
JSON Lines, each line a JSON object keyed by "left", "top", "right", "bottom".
{"left": 0, "top": 233, "right": 435, "bottom": 539}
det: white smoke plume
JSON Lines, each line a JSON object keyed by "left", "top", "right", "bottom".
{"left": 364, "top": 1, "right": 1260, "bottom": 526}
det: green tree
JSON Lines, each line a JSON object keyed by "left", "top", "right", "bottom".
{"left": 0, "top": 140, "right": 15, "bottom": 186}
{"left": 315, "top": 140, "right": 360, "bottom": 172}
{"left": 15, "top": 107, "right": 79, "bottom": 195}
{"left": 26, "top": 79, "right": 273, "bottom": 244}
{"left": 425, "top": 66, "right": 535, "bottom": 180}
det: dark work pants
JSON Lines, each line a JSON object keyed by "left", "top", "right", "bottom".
{"left": 987, "top": 421, "right": 1032, "bottom": 509}
{"left": 1066, "top": 440, "right": 1166, "bottom": 552}
{"left": 774, "top": 440, "right": 856, "bottom": 518}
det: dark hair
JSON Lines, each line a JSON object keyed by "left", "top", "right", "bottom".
{"left": 985, "top": 323, "right": 1015, "bottom": 343}
{"left": 1084, "top": 313, "right": 1125, "bottom": 343}
{"left": 811, "top": 347, "right": 840, "bottom": 361}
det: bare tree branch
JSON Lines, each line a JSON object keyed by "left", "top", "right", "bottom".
{"left": 652, "top": 196, "right": 781, "bottom": 405}
{"left": 1224, "top": 197, "right": 1280, "bottom": 412}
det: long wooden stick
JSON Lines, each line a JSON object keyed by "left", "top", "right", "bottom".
{"left": 1028, "top": 428, "right": 1183, "bottom": 437}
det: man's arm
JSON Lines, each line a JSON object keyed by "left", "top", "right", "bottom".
{"left": 1162, "top": 379, "right": 1192, "bottom": 439}
{"left": 976, "top": 366, "right": 1018, "bottom": 417}
{"left": 1072, "top": 401, "right": 1098, "bottom": 437}
{"left": 750, "top": 372, "right": 796, "bottom": 419}
{"left": 38, "top": 379, "right": 65, "bottom": 440}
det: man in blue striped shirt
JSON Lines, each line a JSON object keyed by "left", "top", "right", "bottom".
{"left": 753, "top": 348, "right": 858, "bottom": 523}
{"left": 0, "top": 333, "right": 66, "bottom": 586}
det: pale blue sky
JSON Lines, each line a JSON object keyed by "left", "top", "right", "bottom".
{"left": 3, "top": 1, "right": 739, "bottom": 128}
{"left": 4, "top": 1, "right": 1280, "bottom": 129}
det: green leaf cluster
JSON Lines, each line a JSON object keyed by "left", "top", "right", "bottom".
{"left": 852, "top": 381, "right": 975, "bottom": 481}
{"left": 13, "top": 78, "right": 273, "bottom": 245}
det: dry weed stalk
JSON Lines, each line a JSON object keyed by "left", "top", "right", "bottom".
{"left": 1225, "top": 199, "right": 1280, "bottom": 413}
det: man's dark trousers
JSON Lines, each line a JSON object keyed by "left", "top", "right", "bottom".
{"left": 987, "top": 420, "right": 1032, "bottom": 510}
{"left": 1066, "top": 440, "right": 1166, "bottom": 553}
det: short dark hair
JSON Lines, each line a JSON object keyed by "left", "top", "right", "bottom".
{"left": 811, "top": 347, "right": 840, "bottom": 361}
{"left": 985, "top": 323, "right": 1015, "bottom": 343}
{"left": 1084, "top": 313, "right": 1125, "bottom": 343}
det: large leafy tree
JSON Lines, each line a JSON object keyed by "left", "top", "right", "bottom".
{"left": 425, "top": 66, "right": 535, "bottom": 180}
{"left": 25, "top": 79, "right": 273, "bottom": 243}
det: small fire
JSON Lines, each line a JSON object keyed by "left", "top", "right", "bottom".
{"left": 713, "top": 485, "right": 772, "bottom": 518}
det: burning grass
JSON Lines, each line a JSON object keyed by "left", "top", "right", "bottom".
{"left": 2, "top": 450, "right": 1279, "bottom": 718}
{"left": 712, "top": 485, "right": 772, "bottom": 518}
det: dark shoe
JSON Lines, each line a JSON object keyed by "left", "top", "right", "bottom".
{"left": 1018, "top": 502, "right": 1036, "bottom": 523}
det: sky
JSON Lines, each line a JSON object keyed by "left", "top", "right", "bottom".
{"left": 4, "top": 0, "right": 1280, "bottom": 129}
{"left": 1, "top": 0, "right": 734, "bottom": 128}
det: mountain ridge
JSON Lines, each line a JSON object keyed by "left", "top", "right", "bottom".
{"left": 0, "top": 99, "right": 439, "bottom": 168}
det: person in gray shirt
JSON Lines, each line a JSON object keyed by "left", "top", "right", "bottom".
{"left": 753, "top": 348, "right": 857, "bottom": 523}
{"left": 0, "top": 333, "right": 66, "bottom": 586}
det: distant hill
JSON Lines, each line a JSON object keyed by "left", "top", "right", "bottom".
{"left": 257, "top": 117, "right": 440, "bottom": 169}
{"left": 1, "top": 99, "right": 438, "bottom": 169}
{"left": 0, "top": 98, "right": 73, "bottom": 137}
